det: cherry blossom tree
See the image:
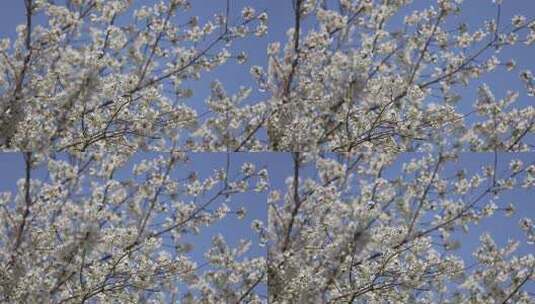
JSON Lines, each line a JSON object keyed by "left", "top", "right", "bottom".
{"left": 2, "top": 150, "right": 534, "bottom": 303}
{"left": 255, "top": 0, "right": 535, "bottom": 152}
{"left": 0, "top": 0, "right": 533, "bottom": 152}
{"left": 0, "top": 0, "right": 534, "bottom": 303}
{"left": 0, "top": 152, "right": 268, "bottom": 303}
{"left": 268, "top": 152, "right": 535, "bottom": 303}
{"left": 0, "top": 0, "right": 268, "bottom": 152}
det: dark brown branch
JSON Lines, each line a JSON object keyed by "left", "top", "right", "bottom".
{"left": 281, "top": 152, "right": 301, "bottom": 252}
{"left": 235, "top": 272, "right": 265, "bottom": 303}
{"left": 282, "top": 0, "right": 304, "bottom": 99}
{"left": 12, "top": 152, "right": 32, "bottom": 252}
{"left": 500, "top": 268, "right": 533, "bottom": 304}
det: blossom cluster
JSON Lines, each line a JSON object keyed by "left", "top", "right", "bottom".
{"left": 268, "top": 152, "right": 535, "bottom": 303}
{"left": 0, "top": 0, "right": 534, "bottom": 303}
{"left": 0, "top": 152, "right": 268, "bottom": 303}
{"left": 0, "top": 0, "right": 533, "bottom": 152}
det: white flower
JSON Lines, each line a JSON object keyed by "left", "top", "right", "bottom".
{"left": 457, "top": 32, "right": 473, "bottom": 48}
{"left": 250, "top": 65, "right": 264, "bottom": 80}
{"left": 512, "top": 15, "right": 526, "bottom": 27}
{"left": 242, "top": 6, "right": 256, "bottom": 21}
{"left": 505, "top": 203, "right": 515, "bottom": 217}
{"left": 241, "top": 162, "right": 256, "bottom": 176}
{"left": 251, "top": 219, "right": 263, "bottom": 232}
{"left": 236, "top": 207, "right": 246, "bottom": 219}
{"left": 506, "top": 59, "right": 516, "bottom": 71}
{"left": 237, "top": 51, "right": 248, "bottom": 64}
{"left": 509, "top": 159, "right": 523, "bottom": 173}
{"left": 267, "top": 42, "right": 280, "bottom": 56}
{"left": 520, "top": 218, "right": 533, "bottom": 231}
